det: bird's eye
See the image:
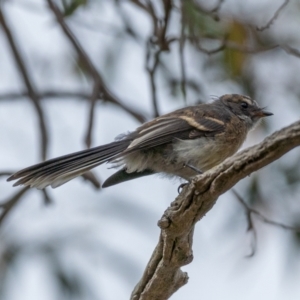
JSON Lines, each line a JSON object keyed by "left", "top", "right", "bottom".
{"left": 241, "top": 102, "right": 248, "bottom": 109}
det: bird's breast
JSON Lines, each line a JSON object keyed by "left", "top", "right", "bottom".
{"left": 172, "top": 119, "right": 248, "bottom": 175}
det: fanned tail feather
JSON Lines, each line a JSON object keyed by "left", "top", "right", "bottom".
{"left": 7, "top": 140, "right": 129, "bottom": 189}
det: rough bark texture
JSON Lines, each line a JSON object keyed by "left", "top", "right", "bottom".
{"left": 131, "top": 120, "right": 300, "bottom": 300}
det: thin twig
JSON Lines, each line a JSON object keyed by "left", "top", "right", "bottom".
{"left": 46, "top": 0, "right": 109, "bottom": 149}
{"left": 257, "top": 0, "right": 290, "bottom": 31}
{"left": 0, "top": 187, "right": 30, "bottom": 224}
{"left": 0, "top": 172, "right": 13, "bottom": 177}
{"left": 224, "top": 41, "right": 279, "bottom": 53}
{"left": 187, "top": 35, "right": 279, "bottom": 54}
{"left": 179, "top": 6, "right": 187, "bottom": 103}
{"left": 145, "top": 0, "right": 159, "bottom": 38}
{"left": 0, "top": 8, "right": 48, "bottom": 160}
{"left": 210, "top": 0, "right": 224, "bottom": 14}
{"left": 41, "top": 189, "right": 53, "bottom": 205}
{"left": 232, "top": 189, "right": 300, "bottom": 256}
{"left": 144, "top": 0, "right": 173, "bottom": 117}
{"left": 160, "top": 0, "right": 172, "bottom": 47}
{"left": 146, "top": 44, "right": 161, "bottom": 117}
{"left": 0, "top": 91, "right": 92, "bottom": 101}
{"left": 192, "top": 0, "right": 224, "bottom": 21}
{"left": 114, "top": 1, "right": 142, "bottom": 42}
{"left": 0, "top": 91, "right": 147, "bottom": 122}
{"left": 282, "top": 45, "right": 300, "bottom": 58}
{"left": 169, "top": 33, "right": 280, "bottom": 55}
{"left": 81, "top": 171, "right": 101, "bottom": 189}
{"left": 85, "top": 82, "right": 101, "bottom": 148}
{"left": 232, "top": 189, "right": 300, "bottom": 231}
{"left": 129, "top": 0, "right": 149, "bottom": 12}
{"left": 0, "top": 87, "right": 148, "bottom": 155}
{"left": 47, "top": 0, "right": 146, "bottom": 148}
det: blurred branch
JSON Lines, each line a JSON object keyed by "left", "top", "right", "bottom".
{"left": 170, "top": 35, "right": 300, "bottom": 60}
{"left": 210, "top": 0, "right": 225, "bottom": 14}
{"left": 233, "top": 189, "right": 300, "bottom": 231}
{"left": 85, "top": 81, "right": 102, "bottom": 147}
{"left": 1, "top": 170, "right": 99, "bottom": 222}
{"left": 131, "top": 120, "right": 300, "bottom": 299}
{"left": 146, "top": 45, "right": 162, "bottom": 117}
{"left": 1, "top": 176, "right": 52, "bottom": 224}
{"left": 282, "top": 45, "right": 300, "bottom": 58}
{"left": 224, "top": 41, "right": 279, "bottom": 53}
{"left": 114, "top": 1, "right": 142, "bottom": 41}
{"left": 257, "top": 0, "right": 290, "bottom": 31}
{"left": 0, "top": 187, "right": 30, "bottom": 225}
{"left": 129, "top": 0, "right": 173, "bottom": 116}
{"left": 192, "top": 0, "right": 224, "bottom": 20}
{"left": 130, "top": 0, "right": 159, "bottom": 36}
{"left": 1, "top": 170, "right": 99, "bottom": 223}
{"left": 41, "top": 189, "right": 53, "bottom": 205}
{"left": 232, "top": 189, "right": 300, "bottom": 257}
{"left": 274, "top": 44, "right": 300, "bottom": 67}
{"left": 0, "top": 91, "right": 148, "bottom": 136}
{"left": 179, "top": 8, "right": 187, "bottom": 102}
{"left": 0, "top": 8, "right": 48, "bottom": 160}
{"left": 81, "top": 171, "right": 101, "bottom": 189}
{"left": 0, "top": 91, "right": 95, "bottom": 101}
{"left": 0, "top": 172, "right": 13, "bottom": 177}
{"left": 129, "top": 0, "right": 149, "bottom": 12}
{"left": 47, "top": 0, "right": 146, "bottom": 148}
{"left": 143, "top": 0, "right": 173, "bottom": 117}
{"left": 187, "top": 36, "right": 279, "bottom": 54}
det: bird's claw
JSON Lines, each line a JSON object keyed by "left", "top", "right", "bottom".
{"left": 177, "top": 182, "right": 189, "bottom": 193}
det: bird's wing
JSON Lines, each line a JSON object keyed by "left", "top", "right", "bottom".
{"left": 123, "top": 115, "right": 225, "bottom": 153}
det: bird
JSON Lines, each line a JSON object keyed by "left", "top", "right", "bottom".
{"left": 7, "top": 94, "right": 273, "bottom": 189}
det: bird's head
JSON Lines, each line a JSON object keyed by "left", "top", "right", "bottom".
{"left": 219, "top": 94, "right": 273, "bottom": 129}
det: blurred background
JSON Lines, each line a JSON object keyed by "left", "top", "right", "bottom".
{"left": 1, "top": 0, "right": 300, "bottom": 299}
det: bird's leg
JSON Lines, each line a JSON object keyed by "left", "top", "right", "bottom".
{"left": 184, "top": 163, "right": 203, "bottom": 174}
{"left": 177, "top": 164, "right": 203, "bottom": 193}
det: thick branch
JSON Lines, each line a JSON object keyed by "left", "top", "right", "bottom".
{"left": 131, "top": 120, "right": 300, "bottom": 300}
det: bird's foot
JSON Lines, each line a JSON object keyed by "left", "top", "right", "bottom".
{"left": 177, "top": 182, "right": 190, "bottom": 194}
{"left": 178, "top": 164, "right": 203, "bottom": 193}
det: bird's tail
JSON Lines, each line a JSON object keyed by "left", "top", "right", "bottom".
{"left": 7, "top": 140, "right": 129, "bottom": 189}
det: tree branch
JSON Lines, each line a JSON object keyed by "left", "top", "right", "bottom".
{"left": 256, "top": 0, "right": 290, "bottom": 31}
{"left": 131, "top": 120, "right": 300, "bottom": 300}
{"left": 232, "top": 189, "right": 300, "bottom": 257}
{"left": 0, "top": 171, "right": 13, "bottom": 177}
{"left": 0, "top": 187, "right": 30, "bottom": 224}
{"left": 47, "top": 0, "right": 146, "bottom": 148}
{"left": 0, "top": 91, "right": 92, "bottom": 101}
{"left": 0, "top": 8, "right": 48, "bottom": 160}
{"left": 145, "top": 44, "right": 162, "bottom": 117}
{"left": 144, "top": 0, "right": 173, "bottom": 117}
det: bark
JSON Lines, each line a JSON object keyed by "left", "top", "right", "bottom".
{"left": 131, "top": 120, "right": 300, "bottom": 300}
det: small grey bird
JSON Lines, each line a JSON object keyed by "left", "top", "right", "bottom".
{"left": 7, "top": 94, "right": 272, "bottom": 189}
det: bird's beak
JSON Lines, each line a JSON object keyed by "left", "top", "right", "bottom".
{"left": 253, "top": 109, "right": 273, "bottom": 118}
